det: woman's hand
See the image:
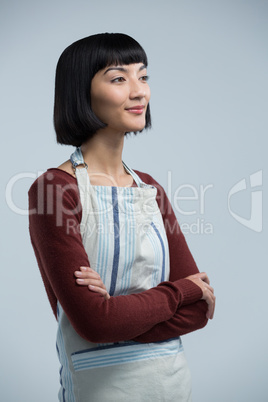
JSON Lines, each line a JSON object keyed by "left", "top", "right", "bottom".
{"left": 74, "top": 266, "right": 110, "bottom": 300}
{"left": 185, "top": 272, "right": 215, "bottom": 320}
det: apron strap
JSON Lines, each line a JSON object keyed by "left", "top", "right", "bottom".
{"left": 122, "top": 161, "right": 143, "bottom": 188}
{"left": 70, "top": 147, "right": 88, "bottom": 170}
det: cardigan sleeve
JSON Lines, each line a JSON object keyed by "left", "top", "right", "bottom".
{"left": 28, "top": 170, "right": 202, "bottom": 344}
{"left": 131, "top": 172, "right": 208, "bottom": 342}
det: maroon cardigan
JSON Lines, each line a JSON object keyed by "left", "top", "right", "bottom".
{"left": 28, "top": 168, "right": 208, "bottom": 343}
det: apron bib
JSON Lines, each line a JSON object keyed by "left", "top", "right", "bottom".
{"left": 56, "top": 147, "right": 192, "bottom": 402}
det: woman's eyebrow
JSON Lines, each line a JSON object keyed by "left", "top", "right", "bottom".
{"left": 103, "top": 64, "right": 147, "bottom": 75}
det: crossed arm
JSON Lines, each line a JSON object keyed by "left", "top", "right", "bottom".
{"left": 28, "top": 170, "right": 215, "bottom": 344}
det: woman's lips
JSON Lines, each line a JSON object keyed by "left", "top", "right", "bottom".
{"left": 126, "top": 105, "right": 145, "bottom": 114}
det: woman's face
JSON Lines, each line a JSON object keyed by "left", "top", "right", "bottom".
{"left": 90, "top": 62, "right": 151, "bottom": 134}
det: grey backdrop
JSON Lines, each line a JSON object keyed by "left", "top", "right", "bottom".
{"left": 1, "top": 1, "right": 267, "bottom": 401}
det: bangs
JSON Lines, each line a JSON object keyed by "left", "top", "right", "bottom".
{"left": 91, "top": 33, "right": 148, "bottom": 75}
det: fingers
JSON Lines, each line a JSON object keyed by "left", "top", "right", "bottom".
{"left": 202, "top": 285, "right": 216, "bottom": 320}
{"left": 186, "top": 272, "right": 210, "bottom": 285}
{"left": 204, "top": 283, "right": 214, "bottom": 294}
{"left": 74, "top": 266, "right": 110, "bottom": 300}
{"left": 207, "top": 294, "right": 216, "bottom": 319}
{"left": 204, "top": 281, "right": 215, "bottom": 319}
{"left": 196, "top": 272, "right": 210, "bottom": 285}
{"left": 89, "top": 285, "right": 110, "bottom": 300}
{"left": 186, "top": 272, "right": 215, "bottom": 319}
{"left": 74, "top": 267, "right": 106, "bottom": 289}
{"left": 75, "top": 266, "right": 100, "bottom": 279}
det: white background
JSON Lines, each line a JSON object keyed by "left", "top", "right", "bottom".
{"left": 1, "top": 1, "right": 267, "bottom": 401}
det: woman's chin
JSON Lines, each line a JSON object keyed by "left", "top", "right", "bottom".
{"left": 129, "top": 122, "right": 146, "bottom": 133}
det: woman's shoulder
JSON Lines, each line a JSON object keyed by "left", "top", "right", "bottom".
{"left": 56, "top": 159, "right": 76, "bottom": 179}
{"left": 133, "top": 169, "right": 153, "bottom": 182}
{"left": 133, "top": 169, "right": 164, "bottom": 190}
{"left": 28, "top": 159, "right": 78, "bottom": 197}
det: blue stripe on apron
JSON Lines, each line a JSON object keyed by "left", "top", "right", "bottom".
{"left": 151, "top": 222, "right": 166, "bottom": 282}
{"left": 96, "top": 186, "right": 110, "bottom": 282}
{"left": 109, "top": 187, "right": 120, "bottom": 296}
{"left": 71, "top": 338, "right": 183, "bottom": 371}
{"left": 120, "top": 189, "right": 135, "bottom": 295}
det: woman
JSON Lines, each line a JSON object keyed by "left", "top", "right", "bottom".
{"left": 28, "top": 33, "right": 215, "bottom": 401}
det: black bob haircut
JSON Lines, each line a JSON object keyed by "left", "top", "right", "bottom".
{"left": 54, "top": 33, "right": 152, "bottom": 147}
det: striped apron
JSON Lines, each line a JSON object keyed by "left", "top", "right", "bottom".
{"left": 56, "top": 147, "right": 192, "bottom": 401}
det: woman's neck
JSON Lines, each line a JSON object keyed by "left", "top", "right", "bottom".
{"left": 80, "top": 130, "right": 130, "bottom": 186}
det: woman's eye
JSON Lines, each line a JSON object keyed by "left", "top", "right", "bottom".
{"left": 111, "top": 75, "right": 149, "bottom": 83}
{"left": 140, "top": 75, "right": 149, "bottom": 82}
{"left": 111, "top": 77, "right": 125, "bottom": 83}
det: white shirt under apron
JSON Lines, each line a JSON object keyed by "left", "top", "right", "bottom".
{"left": 56, "top": 147, "right": 192, "bottom": 402}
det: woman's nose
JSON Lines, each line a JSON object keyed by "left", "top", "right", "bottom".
{"left": 129, "top": 79, "right": 147, "bottom": 100}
